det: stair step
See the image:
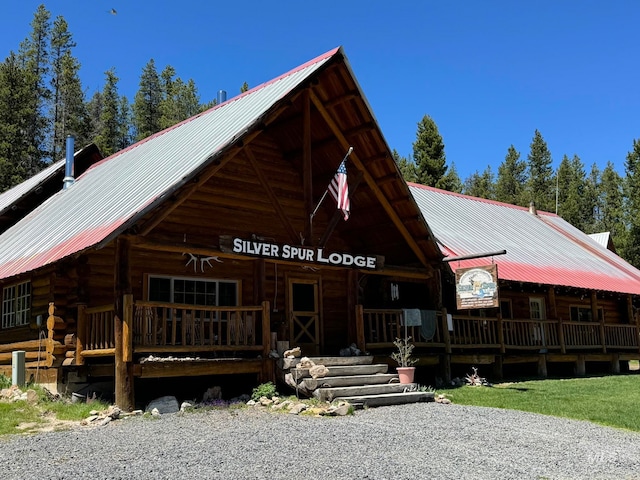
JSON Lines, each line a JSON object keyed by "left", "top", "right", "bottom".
{"left": 337, "top": 391, "right": 434, "bottom": 408}
{"left": 313, "top": 383, "right": 418, "bottom": 402}
{"left": 301, "top": 374, "right": 398, "bottom": 390}
{"left": 292, "top": 364, "right": 389, "bottom": 379}
{"left": 281, "top": 356, "right": 373, "bottom": 370}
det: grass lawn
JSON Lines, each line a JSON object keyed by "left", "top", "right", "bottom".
{"left": 443, "top": 373, "right": 640, "bottom": 432}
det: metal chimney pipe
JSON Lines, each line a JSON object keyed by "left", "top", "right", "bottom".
{"left": 217, "top": 90, "right": 227, "bottom": 104}
{"left": 63, "top": 135, "right": 75, "bottom": 190}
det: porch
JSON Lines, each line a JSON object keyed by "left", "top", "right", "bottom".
{"left": 356, "top": 307, "right": 640, "bottom": 378}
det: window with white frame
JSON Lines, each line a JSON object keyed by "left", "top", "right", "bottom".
{"left": 147, "top": 275, "right": 238, "bottom": 307}
{"left": 2, "top": 281, "right": 31, "bottom": 329}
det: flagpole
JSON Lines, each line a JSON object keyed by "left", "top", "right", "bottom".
{"left": 310, "top": 146, "right": 353, "bottom": 220}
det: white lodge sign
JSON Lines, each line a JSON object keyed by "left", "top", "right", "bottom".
{"left": 220, "top": 236, "right": 382, "bottom": 269}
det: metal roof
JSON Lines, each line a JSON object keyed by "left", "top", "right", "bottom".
{"left": 0, "top": 48, "right": 340, "bottom": 280}
{"left": 409, "top": 183, "right": 640, "bottom": 295}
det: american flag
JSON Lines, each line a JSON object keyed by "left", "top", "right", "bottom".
{"left": 328, "top": 159, "right": 350, "bottom": 220}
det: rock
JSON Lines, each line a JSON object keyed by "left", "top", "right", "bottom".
{"left": 297, "top": 357, "right": 315, "bottom": 369}
{"left": 106, "top": 406, "right": 122, "bottom": 419}
{"left": 259, "top": 396, "right": 273, "bottom": 406}
{"left": 151, "top": 408, "right": 161, "bottom": 417}
{"left": 82, "top": 415, "right": 99, "bottom": 425}
{"left": 146, "top": 395, "right": 180, "bottom": 414}
{"left": 98, "top": 416, "right": 113, "bottom": 427}
{"left": 309, "top": 364, "right": 329, "bottom": 378}
{"left": 25, "top": 389, "right": 38, "bottom": 405}
{"left": 246, "top": 399, "right": 256, "bottom": 406}
{"left": 435, "top": 394, "right": 451, "bottom": 404}
{"left": 289, "top": 403, "right": 308, "bottom": 415}
{"left": 326, "top": 402, "right": 351, "bottom": 416}
{"left": 202, "top": 386, "right": 222, "bottom": 402}
{"left": 180, "top": 401, "right": 193, "bottom": 412}
{"left": 283, "top": 347, "right": 301, "bottom": 358}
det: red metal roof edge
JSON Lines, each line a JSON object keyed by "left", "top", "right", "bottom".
{"left": 408, "top": 182, "right": 561, "bottom": 217}
{"left": 84, "top": 47, "right": 342, "bottom": 176}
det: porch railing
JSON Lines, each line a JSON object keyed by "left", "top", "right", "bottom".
{"left": 358, "top": 307, "right": 640, "bottom": 354}
{"left": 75, "top": 299, "right": 271, "bottom": 362}
{"left": 133, "top": 301, "right": 265, "bottom": 352}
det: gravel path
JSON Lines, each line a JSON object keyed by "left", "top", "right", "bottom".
{"left": 1, "top": 403, "right": 639, "bottom": 480}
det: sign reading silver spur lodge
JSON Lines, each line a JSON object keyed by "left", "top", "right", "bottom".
{"left": 220, "top": 236, "right": 382, "bottom": 269}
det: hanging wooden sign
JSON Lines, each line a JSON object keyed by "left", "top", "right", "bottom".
{"left": 219, "top": 235, "right": 383, "bottom": 270}
{"left": 455, "top": 264, "right": 499, "bottom": 310}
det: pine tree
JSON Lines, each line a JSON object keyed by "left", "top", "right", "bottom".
{"left": 94, "top": 68, "right": 122, "bottom": 156}
{"left": 463, "top": 166, "right": 495, "bottom": 199}
{"left": 621, "top": 139, "right": 640, "bottom": 267}
{"left": 240, "top": 81, "right": 249, "bottom": 93}
{"left": 0, "top": 52, "right": 33, "bottom": 190}
{"left": 50, "top": 15, "right": 77, "bottom": 160}
{"left": 393, "top": 149, "right": 416, "bottom": 182}
{"left": 438, "top": 161, "right": 463, "bottom": 193}
{"left": 582, "top": 162, "right": 600, "bottom": 233}
{"left": 598, "top": 161, "right": 624, "bottom": 248}
{"left": 556, "top": 154, "right": 586, "bottom": 229}
{"left": 17, "top": 4, "right": 51, "bottom": 173}
{"left": 527, "top": 130, "right": 555, "bottom": 212}
{"left": 412, "top": 114, "right": 447, "bottom": 187}
{"left": 133, "top": 59, "right": 162, "bottom": 141}
{"left": 495, "top": 145, "right": 526, "bottom": 206}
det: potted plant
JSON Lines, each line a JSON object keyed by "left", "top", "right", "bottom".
{"left": 391, "top": 336, "right": 417, "bottom": 384}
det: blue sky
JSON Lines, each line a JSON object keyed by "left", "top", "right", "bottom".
{"left": 2, "top": 1, "right": 640, "bottom": 181}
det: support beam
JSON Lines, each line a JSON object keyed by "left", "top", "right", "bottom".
{"left": 308, "top": 89, "right": 431, "bottom": 268}
{"left": 303, "top": 90, "right": 313, "bottom": 244}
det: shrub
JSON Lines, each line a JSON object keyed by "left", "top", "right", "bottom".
{"left": 251, "top": 382, "right": 278, "bottom": 401}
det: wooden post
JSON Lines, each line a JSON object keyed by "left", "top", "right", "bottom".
{"left": 557, "top": 313, "right": 566, "bottom": 355}
{"left": 537, "top": 354, "right": 548, "bottom": 378}
{"left": 575, "top": 354, "right": 586, "bottom": 376}
{"left": 302, "top": 90, "right": 313, "bottom": 244}
{"left": 548, "top": 286, "right": 558, "bottom": 320}
{"left": 592, "top": 291, "right": 606, "bottom": 353}
{"left": 76, "top": 304, "right": 86, "bottom": 366}
{"left": 492, "top": 355, "right": 503, "bottom": 381}
{"left": 610, "top": 353, "right": 620, "bottom": 374}
{"left": 355, "top": 304, "right": 365, "bottom": 353}
{"left": 441, "top": 308, "right": 451, "bottom": 354}
{"left": 114, "top": 237, "right": 133, "bottom": 411}
{"left": 440, "top": 354, "right": 452, "bottom": 384}
{"left": 123, "top": 295, "right": 133, "bottom": 363}
{"left": 497, "top": 312, "right": 505, "bottom": 354}
{"left": 261, "top": 301, "right": 271, "bottom": 359}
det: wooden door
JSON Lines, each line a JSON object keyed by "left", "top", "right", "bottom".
{"left": 529, "top": 297, "right": 547, "bottom": 350}
{"left": 287, "top": 276, "right": 321, "bottom": 355}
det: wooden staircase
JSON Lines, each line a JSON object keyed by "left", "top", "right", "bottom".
{"left": 280, "top": 355, "right": 434, "bottom": 408}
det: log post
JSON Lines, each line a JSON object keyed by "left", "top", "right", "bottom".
{"left": 114, "top": 237, "right": 133, "bottom": 411}
{"left": 497, "top": 312, "right": 505, "bottom": 354}
{"left": 441, "top": 308, "right": 451, "bottom": 354}
{"left": 355, "top": 304, "right": 365, "bottom": 352}
{"left": 123, "top": 295, "right": 133, "bottom": 363}
{"left": 558, "top": 313, "right": 566, "bottom": 355}
{"left": 537, "top": 354, "right": 548, "bottom": 378}
{"left": 76, "top": 304, "right": 86, "bottom": 365}
{"left": 575, "top": 354, "right": 586, "bottom": 376}
{"left": 592, "top": 291, "right": 606, "bottom": 353}
{"left": 262, "top": 301, "right": 271, "bottom": 359}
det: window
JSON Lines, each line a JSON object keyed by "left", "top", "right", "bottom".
{"left": 529, "top": 297, "right": 546, "bottom": 320}
{"left": 148, "top": 275, "right": 238, "bottom": 307}
{"left": 570, "top": 306, "right": 603, "bottom": 322}
{"left": 2, "top": 281, "right": 31, "bottom": 329}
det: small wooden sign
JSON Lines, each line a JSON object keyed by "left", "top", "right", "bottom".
{"left": 455, "top": 264, "right": 499, "bottom": 310}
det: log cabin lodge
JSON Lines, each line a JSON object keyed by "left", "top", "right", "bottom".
{"left": 0, "top": 47, "right": 639, "bottom": 410}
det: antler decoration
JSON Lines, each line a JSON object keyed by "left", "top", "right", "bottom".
{"left": 183, "top": 253, "right": 223, "bottom": 272}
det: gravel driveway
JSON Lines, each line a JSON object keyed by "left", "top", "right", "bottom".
{"left": 1, "top": 403, "right": 639, "bottom": 480}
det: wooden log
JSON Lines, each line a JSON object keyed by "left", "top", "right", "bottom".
{"left": 0, "top": 339, "right": 47, "bottom": 353}
{"left": 64, "top": 334, "right": 76, "bottom": 347}
{"left": 0, "top": 351, "right": 48, "bottom": 364}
